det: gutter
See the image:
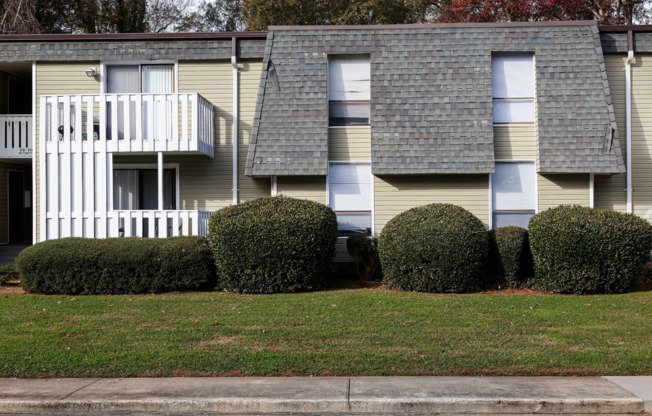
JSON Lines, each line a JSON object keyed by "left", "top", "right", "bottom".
{"left": 626, "top": 30, "right": 634, "bottom": 214}
{"left": 232, "top": 37, "right": 239, "bottom": 205}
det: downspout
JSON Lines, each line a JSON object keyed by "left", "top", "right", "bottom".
{"left": 232, "top": 37, "right": 239, "bottom": 205}
{"left": 626, "top": 30, "right": 634, "bottom": 214}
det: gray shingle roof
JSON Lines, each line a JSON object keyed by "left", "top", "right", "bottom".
{"left": 246, "top": 22, "right": 625, "bottom": 176}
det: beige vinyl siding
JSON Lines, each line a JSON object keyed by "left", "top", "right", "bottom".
{"left": 538, "top": 174, "right": 590, "bottom": 212}
{"left": 35, "top": 62, "right": 101, "bottom": 241}
{"left": 277, "top": 176, "right": 326, "bottom": 204}
{"left": 493, "top": 125, "right": 536, "bottom": 160}
{"left": 238, "top": 60, "right": 270, "bottom": 202}
{"left": 374, "top": 175, "right": 489, "bottom": 234}
{"left": 596, "top": 54, "right": 627, "bottom": 212}
{"left": 177, "top": 60, "right": 269, "bottom": 210}
{"left": 328, "top": 127, "right": 371, "bottom": 161}
{"left": 177, "top": 60, "right": 235, "bottom": 210}
{"left": 630, "top": 54, "right": 652, "bottom": 221}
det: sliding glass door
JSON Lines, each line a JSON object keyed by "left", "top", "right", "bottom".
{"left": 106, "top": 64, "right": 174, "bottom": 140}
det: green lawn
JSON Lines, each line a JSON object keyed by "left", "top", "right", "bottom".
{"left": 0, "top": 287, "right": 650, "bottom": 377}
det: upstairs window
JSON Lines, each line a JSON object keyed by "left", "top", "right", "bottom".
{"left": 328, "top": 55, "right": 370, "bottom": 126}
{"left": 328, "top": 163, "right": 372, "bottom": 235}
{"left": 491, "top": 162, "right": 536, "bottom": 229}
{"left": 492, "top": 53, "right": 534, "bottom": 124}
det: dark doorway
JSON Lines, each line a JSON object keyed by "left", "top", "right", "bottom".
{"left": 8, "top": 170, "right": 24, "bottom": 243}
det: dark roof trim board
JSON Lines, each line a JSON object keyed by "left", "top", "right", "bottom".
{"left": 0, "top": 32, "right": 266, "bottom": 42}
{"left": 246, "top": 22, "right": 625, "bottom": 177}
{"left": 269, "top": 20, "right": 597, "bottom": 31}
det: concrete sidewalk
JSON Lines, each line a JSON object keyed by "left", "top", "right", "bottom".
{"left": 0, "top": 376, "right": 650, "bottom": 415}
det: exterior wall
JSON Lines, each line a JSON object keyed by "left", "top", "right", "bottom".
{"left": 0, "top": 161, "right": 31, "bottom": 243}
{"left": 596, "top": 54, "right": 627, "bottom": 212}
{"left": 538, "top": 174, "right": 590, "bottom": 211}
{"left": 630, "top": 54, "right": 652, "bottom": 220}
{"left": 277, "top": 176, "right": 326, "bottom": 204}
{"left": 374, "top": 175, "right": 490, "bottom": 234}
{"left": 597, "top": 53, "right": 652, "bottom": 220}
{"left": 35, "top": 62, "right": 102, "bottom": 241}
{"left": 493, "top": 125, "right": 536, "bottom": 160}
{"left": 176, "top": 59, "right": 268, "bottom": 210}
{"left": 328, "top": 127, "right": 371, "bottom": 161}
{"left": 238, "top": 60, "right": 270, "bottom": 202}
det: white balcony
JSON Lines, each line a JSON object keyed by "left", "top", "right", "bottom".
{"left": 0, "top": 115, "right": 32, "bottom": 158}
{"left": 44, "top": 209, "right": 212, "bottom": 240}
{"left": 40, "top": 93, "right": 214, "bottom": 157}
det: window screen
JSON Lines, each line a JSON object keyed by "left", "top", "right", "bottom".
{"left": 328, "top": 163, "right": 372, "bottom": 235}
{"left": 328, "top": 56, "right": 370, "bottom": 126}
{"left": 492, "top": 54, "right": 534, "bottom": 124}
{"left": 492, "top": 162, "right": 535, "bottom": 228}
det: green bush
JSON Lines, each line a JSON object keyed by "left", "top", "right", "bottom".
{"left": 208, "top": 196, "right": 338, "bottom": 293}
{"left": 346, "top": 235, "right": 382, "bottom": 281}
{"left": 529, "top": 205, "right": 652, "bottom": 294}
{"left": 487, "top": 226, "right": 533, "bottom": 288}
{"left": 0, "top": 264, "right": 18, "bottom": 285}
{"left": 378, "top": 203, "right": 488, "bottom": 293}
{"left": 16, "top": 237, "right": 215, "bottom": 295}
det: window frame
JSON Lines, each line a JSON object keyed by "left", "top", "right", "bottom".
{"left": 326, "top": 161, "right": 374, "bottom": 236}
{"left": 100, "top": 61, "right": 178, "bottom": 94}
{"left": 489, "top": 159, "right": 538, "bottom": 230}
{"left": 327, "top": 55, "right": 371, "bottom": 127}
{"left": 491, "top": 53, "right": 535, "bottom": 125}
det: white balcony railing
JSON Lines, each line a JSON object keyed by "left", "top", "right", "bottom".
{"left": 43, "top": 210, "right": 212, "bottom": 240}
{"left": 107, "top": 210, "right": 212, "bottom": 238}
{"left": 0, "top": 115, "right": 31, "bottom": 158}
{"left": 40, "top": 93, "right": 214, "bottom": 157}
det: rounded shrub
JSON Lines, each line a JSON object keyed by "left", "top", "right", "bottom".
{"left": 529, "top": 205, "right": 652, "bottom": 294}
{"left": 16, "top": 236, "right": 216, "bottom": 295}
{"left": 208, "top": 196, "right": 338, "bottom": 293}
{"left": 378, "top": 203, "right": 488, "bottom": 293}
{"left": 487, "top": 226, "right": 533, "bottom": 288}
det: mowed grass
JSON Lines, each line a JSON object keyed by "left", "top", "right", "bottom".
{"left": 0, "top": 287, "right": 650, "bottom": 377}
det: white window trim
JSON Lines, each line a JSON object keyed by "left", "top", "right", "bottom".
{"left": 113, "top": 162, "right": 180, "bottom": 210}
{"left": 101, "top": 61, "right": 179, "bottom": 94}
{"left": 489, "top": 159, "right": 538, "bottom": 230}
{"left": 326, "top": 160, "right": 375, "bottom": 236}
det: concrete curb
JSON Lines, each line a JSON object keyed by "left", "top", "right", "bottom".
{"left": 0, "top": 376, "right": 649, "bottom": 415}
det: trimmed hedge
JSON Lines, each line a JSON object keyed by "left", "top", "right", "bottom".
{"left": 487, "top": 226, "right": 533, "bottom": 288}
{"left": 208, "top": 196, "right": 338, "bottom": 293}
{"left": 378, "top": 203, "right": 488, "bottom": 293}
{"left": 0, "top": 264, "right": 18, "bottom": 285}
{"left": 529, "top": 205, "right": 652, "bottom": 294}
{"left": 16, "top": 237, "right": 215, "bottom": 295}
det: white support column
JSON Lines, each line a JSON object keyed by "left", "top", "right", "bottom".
{"left": 589, "top": 173, "right": 595, "bottom": 208}
{"left": 232, "top": 40, "right": 239, "bottom": 205}
{"left": 32, "top": 62, "right": 36, "bottom": 243}
{"left": 271, "top": 175, "right": 278, "bottom": 197}
{"left": 158, "top": 151, "right": 164, "bottom": 211}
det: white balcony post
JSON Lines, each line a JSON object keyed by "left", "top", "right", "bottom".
{"left": 158, "top": 151, "right": 164, "bottom": 211}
